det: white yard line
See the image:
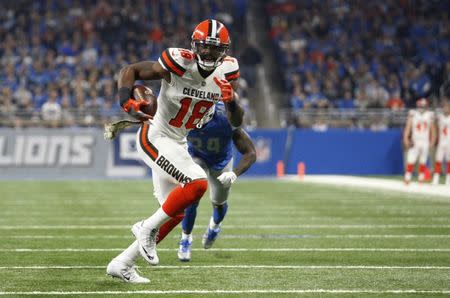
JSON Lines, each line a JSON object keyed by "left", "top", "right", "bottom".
{"left": 1, "top": 216, "right": 448, "bottom": 222}
{"left": 1, "top": 248, "right": 448, "bottom": 252}
{"left": 1, "top": 224, "right": 449, "bottom": 229}
{"left": 1, "top": 234, "right": 450, "bottom": 239}
{"left": 286, "top": 175, "right": 450, "bottom": 198}
{"left": 0, "top": 289, "right": 448, "bottom": 295}
{"left": 0, "top": 265, "right": 449, "bottom": 270}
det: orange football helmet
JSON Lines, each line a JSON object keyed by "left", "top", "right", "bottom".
{"left": 191, "top": 19, "right": 230, "bottom": 71}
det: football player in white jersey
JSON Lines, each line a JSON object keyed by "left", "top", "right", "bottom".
{"left": 106, "top": 19, "right": 244, "bottom": 283}
{"left": 432, "top": 100, "right": 450, "bottom": 185}
{"left": 403, "top": 98, "right": 436, "bottom": 184}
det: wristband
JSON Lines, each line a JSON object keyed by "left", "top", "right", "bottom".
{"left": 119, "top": 87, "right": 132, "bottom": 107}
{"left": 227, "top": 100, "right": 237, "bottom": 112}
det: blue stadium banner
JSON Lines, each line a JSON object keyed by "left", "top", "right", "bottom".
{"left": 0, "top": 128, "right": 405, "bottom": 179}
{"left": 285, "top": 129, "right": 404, "bottom": 175}
{"left": 236, "top": 129, "right": 288, "bottom": 176}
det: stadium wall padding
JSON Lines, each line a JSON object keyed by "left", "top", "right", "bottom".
{"left": 0, "top": 128, "right": 109, "bottom": 179}
{"left": 0, "top": 128, "right": 404, "bottom": 179}
{"left": 242, "top": 129, "right": 404, "bottom": 175}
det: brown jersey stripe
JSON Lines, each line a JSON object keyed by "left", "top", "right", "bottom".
{"left": 225, "top": 70, "right": 240, "bottom": 81}
{"left": 225, "top": 69, "right": 239, "bottom": 77}
{"left": 161, "top": 50, "right": 186, "bottom": 76}
{"left": 139, "top": 123, "right": 158, "bottom": 161}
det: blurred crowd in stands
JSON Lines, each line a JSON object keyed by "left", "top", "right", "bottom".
{"left": 267, "top": 0, "right": 450, "bottom": 128}
{"left": 0, "top": 0, "right": 253, "bottom": 128}
{"left": 2, "top": 0, "right": 449, "bottom": 130}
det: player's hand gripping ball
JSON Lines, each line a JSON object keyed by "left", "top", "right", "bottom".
{"left": 123, "top": 85, "right": 157, "bottom": 121}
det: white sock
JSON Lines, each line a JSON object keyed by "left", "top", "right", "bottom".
{"left": 404, "top": 172, "right": 412, "bottom": 181}
{"left": 433, "top": 173, "right": 440, "bottom": 184}
{"left": 114, "top": 241, "right": 140, "bottom": 266}
{"left": 209, "top": 217, "right": 220, "bottom": 230}
{"left": 418, "top": 173, "right": 425, "bottom": 182}
{"left": 142, "top": 207, "right": 170, "bottom": 229}
{"left": 181, "top": 232, "right": 192, "bottom": 241}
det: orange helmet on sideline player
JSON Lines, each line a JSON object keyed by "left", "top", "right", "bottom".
{"left": 191, "top": 19, "right": 231, "bottom": 71}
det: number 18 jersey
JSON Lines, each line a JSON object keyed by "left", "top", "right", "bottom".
{"left": 153, "top": 48, "right": 240, "bottom": 142}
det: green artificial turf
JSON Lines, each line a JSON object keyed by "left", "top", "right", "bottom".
{"left": 0, "top": 180, "right": 448, "bottom": 297}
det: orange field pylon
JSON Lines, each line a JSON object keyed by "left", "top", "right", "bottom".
{"left": 276, "top": 160, "right": 285, "bottom": 177}
{"left": 297, "top": 162, "right": 305, "bottom": 180}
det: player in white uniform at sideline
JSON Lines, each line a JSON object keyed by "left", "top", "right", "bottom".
{"left": 432, "top": 100, "right": 450, "bottom": 185}
{"left": 106, "top": 19, "right": 244, "bottom": 283}
{"left": 403, "top": 98, "right": 436, "bottom": 184}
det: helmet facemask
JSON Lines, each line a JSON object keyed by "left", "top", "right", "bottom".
{"left": 192, "top": 37, "right": 229, "bottom": 71}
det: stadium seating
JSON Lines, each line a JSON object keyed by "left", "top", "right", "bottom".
{"left": 266, "top": 0, "right": 450, "bottom": 128}
{"left": 0, "top": 0, "right": 250, "bottom": 128}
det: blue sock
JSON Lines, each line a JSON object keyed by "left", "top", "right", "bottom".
{"left": 212, "top": 202, "right": 228, "bottom": 225}
{"left": 182, "top": 201, "right": 199, "bottom": 234}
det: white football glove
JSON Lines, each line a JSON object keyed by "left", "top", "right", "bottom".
{"left": 217, "top": 171, "right": 237, "bottom": 188}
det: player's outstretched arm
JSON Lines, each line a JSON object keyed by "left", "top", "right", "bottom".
{"left": 216, "top": 128, "right": 256, "bottom": 187}
{"left": 231, "top": 128, "right": 257, "bottom": 176}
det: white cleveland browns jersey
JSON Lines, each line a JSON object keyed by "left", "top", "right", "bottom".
{"left": 437, "top": 113, "right": 450, "bottom": 145}
{"left": 409, "top": 110, "right": 434, "bottom": 143}
{"left": 153, "top": 48, "right": 240, "bottom": 141}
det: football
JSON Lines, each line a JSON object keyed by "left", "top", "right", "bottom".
{"left": 131, "top": 84, "right": 157, "bottom": 116}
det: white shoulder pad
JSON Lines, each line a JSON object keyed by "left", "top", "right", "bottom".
{"left": 158, "top": 48, "right": 195, "bottom": 77}
{"left": 221, "top": 56, "right": 240, "bottom": 81}
{"left": 408, "top": 110, "right": 416, "bottom": 117}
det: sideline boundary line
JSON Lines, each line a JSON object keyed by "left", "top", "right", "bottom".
{"left": 285, "top": 175, "right": 450, "bottom": 198}
{"left": 1, "top": 224, "right": 449, "bottom": 229}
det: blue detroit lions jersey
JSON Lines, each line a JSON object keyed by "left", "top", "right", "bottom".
{"left": 187, "top": 102, "right": 234, "bottom": 170}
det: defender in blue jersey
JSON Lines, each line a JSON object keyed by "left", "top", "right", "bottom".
{"left": 178, "top": 102, "right": 256, "bottom": 261}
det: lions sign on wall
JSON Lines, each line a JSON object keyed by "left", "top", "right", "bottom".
{"left": 0, "top": 127, "right": 404, "bottom": 179}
